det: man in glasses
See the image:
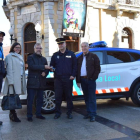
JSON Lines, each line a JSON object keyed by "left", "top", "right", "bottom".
{"left": 0, "top": 31, "right": 5, "bottom": 125}
{"left": 50, "top": 38, "right": 77, "bottom": 119}
{"left": 27, "top": 43, "right": 50, "bottom": 122}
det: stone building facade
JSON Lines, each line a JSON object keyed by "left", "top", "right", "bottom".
{"left": 2, "top": 0, "right": 140, "bottom": 63}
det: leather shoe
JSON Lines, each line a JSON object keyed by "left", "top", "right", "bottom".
{"left": 90, "top": 116, "right": 95, "bottom": 122}
{"left": 9, "top": 111, "right": 21, "bottom": 122}
{"left": 14, "top": 118, "right": 21, "bottom": 122}
{"left": 83, "top": 114, "right": 90, "bottom": 119}
{"left": 0, "top": 121, "right": 3, "bottom": 125}
{"left": 36, "top": 116, "right": 45, "bottom": 120}
{"left": 54, "top": 114, "right": 61, "bottom": 119}
{"left": 27, "top": 118, "right": 33, "bottom": 122}
{"left": 67, "top": 114, "right": 73, "bottom": 119}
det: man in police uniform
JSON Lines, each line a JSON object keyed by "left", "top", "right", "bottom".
{"left": 0, "top": 31, "right": 5, "bottom": 125}
{"left": 50, "top": 38, "right": 77, "bottom": 119}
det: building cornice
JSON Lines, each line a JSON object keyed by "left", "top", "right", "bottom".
{"left": 3, "top": 0, "right": 140, "bottom": 21}
{"left": 87, "top": 1, "right": 115, "bottom": 10}
{"left": 87, "top": 1, "right": 140, "bottom": 12}
{"left": 2, "top": 5, "right": 10, "bottom": 20}
{"left": 115, "top": 3, "right": 140, "bottom": 12}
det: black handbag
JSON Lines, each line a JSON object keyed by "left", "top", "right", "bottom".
{"left": 1, "top": 86, "right": 22, "bottom": 110}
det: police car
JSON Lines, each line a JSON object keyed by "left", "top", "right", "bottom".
{"left": 20, "top": 41, "right": 140, "bottom": 113}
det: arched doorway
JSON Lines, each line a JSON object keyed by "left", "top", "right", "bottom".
{"left": 24, "top": 23, "right": 36, "bottom": 68}
{"left": 121, "top": 27, "right": 132, "bottom": 49}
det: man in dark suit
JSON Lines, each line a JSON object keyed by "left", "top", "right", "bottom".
{"left": 27, "top": 43, "right": 50, "bottom": 122}
{"left": 0, "top": 31, "right": 5, "bottom": 125}
{"left": 76, "top": 42, "right": 100, "bottom": 122}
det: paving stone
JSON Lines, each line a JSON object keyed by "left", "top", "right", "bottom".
{"left": 0, "top": 99, "right": 139, "bottom": 140}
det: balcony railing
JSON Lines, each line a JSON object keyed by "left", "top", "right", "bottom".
{"left": 109, "top": 0, "right": 140, "bottom": 6}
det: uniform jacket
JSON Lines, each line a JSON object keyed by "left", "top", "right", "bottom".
{"left": 50, "top": 49, "right": 77, "bottom": 78}
{"left": 76, "top": 52, "right": 101, "bottom": 83}
{"left": 27, "top": 53, "right": 49, "bottom": 89}
{"left": 3, "top": 53, "right": 26, "bottom": 95}
{"left": 0, "top": 43, "right": 6, "bottom": 78}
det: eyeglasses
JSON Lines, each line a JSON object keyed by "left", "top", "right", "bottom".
{"left": 36, "top": 48, "right": 42, "bottom": 50}
{"left": 15, "top": 47, "right": 21, "bottom": 49}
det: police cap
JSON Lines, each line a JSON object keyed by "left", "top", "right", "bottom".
{"left": 56, "top": 38, "right": 66, "bottom": 44}
{"left": 0, "top": 31, "right": 5, "bottom": 37}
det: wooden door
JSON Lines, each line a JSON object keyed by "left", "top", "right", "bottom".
{"left": 24, "top": 23, "right": 36, "bottom": 69}
{"left": 64, "top": 36, "right": 79, "bottom": 52}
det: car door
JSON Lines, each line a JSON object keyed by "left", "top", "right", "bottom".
{"left": 91, "top": 51, "right": 107, "bottom": 94}
{"left": 106, "top": 51, "right": 138, "bottom": 93}
{"left": 73, "top": 50, "right": 107, "bottom": 96}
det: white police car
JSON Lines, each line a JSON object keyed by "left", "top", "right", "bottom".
{"left": 20, "top": 41, "right": 140, "bottom": 113}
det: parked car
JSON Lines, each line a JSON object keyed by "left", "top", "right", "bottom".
{"left": 19, "top": 41, "right": 140, "bottom": 113}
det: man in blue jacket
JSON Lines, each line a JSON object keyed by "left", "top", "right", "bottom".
{"left": 50, "top": 38, "right": 77, "bottom": 119}
{"left": 0, "top": 31, "right": 5, "bottom": 125}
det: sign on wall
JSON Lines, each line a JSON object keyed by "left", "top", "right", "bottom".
{"left": 62, "top": 0, "right": 87, "bottom": 37}
{"left": 21, "top": 5, "right": 36, "bottom": 15}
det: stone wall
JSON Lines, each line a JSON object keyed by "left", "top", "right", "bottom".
{"left": 9, "top": 2, "right": 42, "bottom": 58}
{"left": 81, "top": 7, "right": 100, "bottom": 45}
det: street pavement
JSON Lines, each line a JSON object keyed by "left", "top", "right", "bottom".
{"left": 0, "top": 98, "right": 140, "bottom": 140}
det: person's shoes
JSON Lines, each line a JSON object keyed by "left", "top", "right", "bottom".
{"left": 90, "top": 116, "right": 95, "bottom": 122}
{"left": 83, "top": 114, "right": 90, "bottom": 119}
{"left": 36, "top": 116, "right": 46, "bottom": 120}
{"left": 14, "top": 117, "right": 21, "bottom": 122}
{"left": 67, "top": 114, "right": 73, "bottom": 119}
{"left": 0, "top": 121, "right": 3, "bottom": 125}
{"left": 9, "top": 111, "right": 21, "bottom": 122}
{"left": 27, "top": 117, "right": 33, "bottom": 122}
{"left": 54, "top": 114, "right": 61, "bottom": 119}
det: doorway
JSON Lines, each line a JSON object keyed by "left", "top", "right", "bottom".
{"left": 64, "top": 36, "right": 79, "bottom": 52}
{"left": 121, "top": 27, "right": 132, "bottom": 49}
{"left": 24, "top": 23, "right": 36, "bottom": 68}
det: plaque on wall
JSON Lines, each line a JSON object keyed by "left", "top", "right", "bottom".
{"left": 62, "top": 0, "right": 87, "bottom": 37}
{"left": 21, "top": 5, "right": 36, "bottom": 15}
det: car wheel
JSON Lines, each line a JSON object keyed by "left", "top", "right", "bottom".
{"left": 41, "top": 90, "right": 55, "bottom": 114}
{"left": 131, "top": 83, "right": 140, "bottom": 106}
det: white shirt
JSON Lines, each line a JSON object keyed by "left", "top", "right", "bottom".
{"left": 80, "top": 55, "right": 87, "bottom": 76}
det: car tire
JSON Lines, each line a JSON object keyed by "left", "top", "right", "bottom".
{"left": 131, "top": 83, "right": 140, "bottom": 106}
{"left": 41, "top": 90, "right": 55, "bottom": 114}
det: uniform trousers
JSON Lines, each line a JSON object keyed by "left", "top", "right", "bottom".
{"left": 54, "top": 77, "right": 73, "bottom": 115}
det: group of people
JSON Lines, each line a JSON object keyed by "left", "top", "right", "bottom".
{"left": 0, "top": 30, "right": 100, "bottom": 125}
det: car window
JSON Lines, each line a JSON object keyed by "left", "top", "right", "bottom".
{"left": 107, "top": 51, "right": 131, "bottom": 64}
{"left": 91, "top": 51, "right": 103, "bottom": 65}
{"left": 129, "top": 52, "right": 140, "bottom": 61}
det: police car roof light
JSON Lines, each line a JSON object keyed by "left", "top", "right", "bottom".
{"left": 89, "top": 41, "right": 107, "bottom": 48}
